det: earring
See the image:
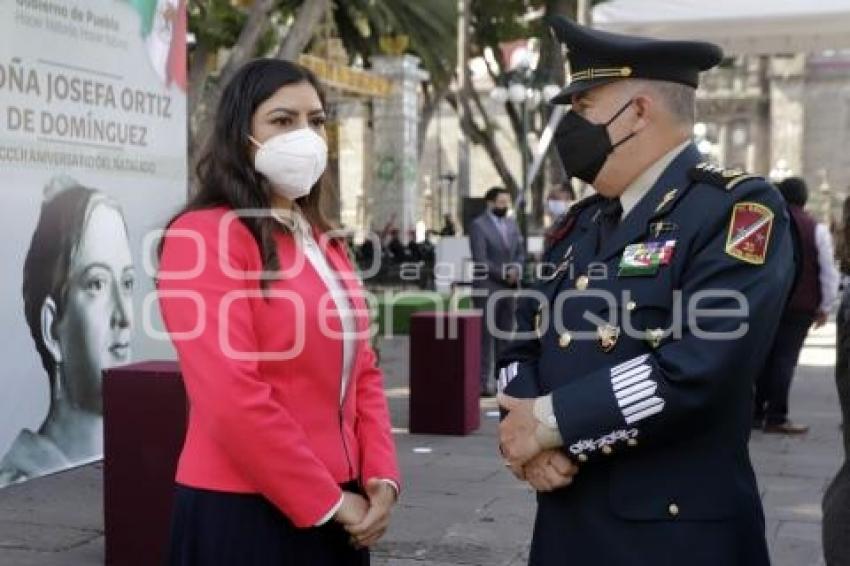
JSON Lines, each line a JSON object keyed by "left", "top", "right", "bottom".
{"left": 51, "top": 361, "right": 65, "bottom": 403}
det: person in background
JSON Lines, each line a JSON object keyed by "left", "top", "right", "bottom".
{"left": 419, "top": 230, "right": 437, "bottom": 290}
{"left": 439, "top": 214, "right": 457, "bottom": 236}
{"left": 420, "top": 230, "right": 437, "bottom": 263}
{"left": 543, "top": 183, "right": 577, "bottom": 252}
{"left": 358, "top": 230, "right": 377, "bottom": 273}
{"left": 836, "top": 195, "right": 850, "bottom": 287}
{"left": 544, "top": 183, "right": 576, "bottom": 225}
{"left": 469, "top": 186, "right": 525, "bottom": 396}
{"left": 385, "top": 228, "right": 407, "bottom": 264}
{"left": 406, "top": 229, "right": 422, "bottom": 263}
{"left": 157, "top": 58, "right": 399, "bottom": 565}
{"left": 754, "top": 176, "right": 840, "bottom": 434}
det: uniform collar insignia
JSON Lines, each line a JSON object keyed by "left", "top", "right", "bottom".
{"left": 654, "top": 189, "right": 678, "bottom": 213}
{"left": 649, "top": 221, "right": 678, "bottom": 238}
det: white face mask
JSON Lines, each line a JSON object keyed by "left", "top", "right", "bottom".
{"left": 250, "top": 128, "right": 328, "bottom": 200}
{"left": 546, "top": 199, "right": 571, "bottom": 218}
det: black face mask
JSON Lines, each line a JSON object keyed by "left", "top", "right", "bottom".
{"left": 555, "top": 99, "right": 637, "bottom": 184}
{"left": 491, "top": 207, "right": 508, "bottom": 218}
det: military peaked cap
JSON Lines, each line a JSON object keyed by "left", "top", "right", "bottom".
{"left": 547, "top": 16, "right": 724, "bottom": 103}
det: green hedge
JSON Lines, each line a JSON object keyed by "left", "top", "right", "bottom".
{"left": 370, "top": 292, "right": 474, "bottom": 336}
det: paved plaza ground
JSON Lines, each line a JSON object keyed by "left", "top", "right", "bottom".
{"left": 0, "top": 324, "right": 843, "bottom": 565}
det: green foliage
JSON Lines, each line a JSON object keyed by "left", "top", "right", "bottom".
{"left": 188, "top": 0, "right": 249, "bottom": 51}
{"left": 470, "top": 0, "right": 537, "bottom": 58}
{"left": 188, "top": 0, "right": 457, "bottom": 89}
{"left": 470, "top": 0, "right": 606, "bottom": 68}
{"left": 256, "top": 21, "right": 282, "bottom": 56}
{"left": 332, "top": 0, "right": 457, "bottom": 86}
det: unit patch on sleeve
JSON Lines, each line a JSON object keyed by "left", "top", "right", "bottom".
{"left": 724, "top": 202, "right": 774, "bottom": 265}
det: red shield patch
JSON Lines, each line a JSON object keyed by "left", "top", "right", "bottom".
{"left": 725, "top": 202, "right": 774, "bottom": 265}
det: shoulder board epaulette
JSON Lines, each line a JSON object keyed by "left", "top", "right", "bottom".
{"left": 545, "top": 193, "right": 604, "bottom": 246}
{"left": 570, "top": 193, "right": 605, "bottom": 216}
{"left": 689, "top": 163, "right": 764, "bottom": 192}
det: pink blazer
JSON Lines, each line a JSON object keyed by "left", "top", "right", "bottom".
{"left": 157, "top": 206, "right": 400, "bottom": 528}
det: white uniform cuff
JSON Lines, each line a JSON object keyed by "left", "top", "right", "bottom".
{"left": 533, "top": 395, "right": 563, "bottom": 449}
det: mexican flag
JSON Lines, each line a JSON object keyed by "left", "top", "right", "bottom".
{"left": 128, "top": 0, "right": 187, "bottom": 90}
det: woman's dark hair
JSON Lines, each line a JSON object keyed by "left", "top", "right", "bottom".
{"left": 164, "top": 58, "right": 333, "bottom": 285}
{"left": 22, "top": 182, "right": 124, "bottom": 375}
{"left": 777, "top": 176, "right": 808, "bottom": 207}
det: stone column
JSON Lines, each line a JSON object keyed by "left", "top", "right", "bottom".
{"left": 769, "top": 55, "right": 806, "bottom": 177}
{"left": 753, "top": 55, "right": 772, "bottom": 176}
{"left": 370, "top": 54, "right": 427, "bottom": 237}
{"left": 801, "top": 52, "right": 850, "bottom": 215}
{"left": 335, "top": 100, "right": 368, "bottom": 231}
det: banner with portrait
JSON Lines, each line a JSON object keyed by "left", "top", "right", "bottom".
{"left": 0, "top": 0, "right": 187, "bottom": 486}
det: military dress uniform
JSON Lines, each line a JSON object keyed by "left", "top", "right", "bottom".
{"left": 495, "top": 17, "right": 796, "bottom": 565}
{"left": 500, "top": 143, "right": 793, "bottom": 565}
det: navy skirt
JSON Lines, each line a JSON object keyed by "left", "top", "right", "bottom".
{"left": 167, "top": 483, "right": 370, "bottom": 566}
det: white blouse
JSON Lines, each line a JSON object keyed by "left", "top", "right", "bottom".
{"left": 271, "top": 208, "right": 356, "bottom": 406}
{"left": 270, "top": 207, "right": 398, "bottom": 525}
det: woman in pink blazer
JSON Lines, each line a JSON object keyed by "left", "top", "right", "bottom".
{"left": 157, "top": 59, "right": 400, "bottom": 565}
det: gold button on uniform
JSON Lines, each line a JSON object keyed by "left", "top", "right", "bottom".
{"left": 627, "top": 438, "right": 638, "bottom": 447}
{"left": 575, "top": 275, "right": 589, "bottom": 290}
{"left": 598, "top": 325, "right": 620, "bottom": 353}
{"left": 558, "top": 332, "right": 572, "bottom": 348}
{"left": 668, "top": 503, "right": 680, "bottom": 517}
{"left": 647, "top": 328, "right": 664, "bottom": 349}
{"left": 577, "top": 454, "right": 588, "bottom": 463}
{"left": 601, "top": 445, "right": 613, "bottom": 455}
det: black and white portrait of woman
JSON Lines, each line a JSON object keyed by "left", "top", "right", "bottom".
{"left": 0, "top": 176, "right": 135, "bottom": 486}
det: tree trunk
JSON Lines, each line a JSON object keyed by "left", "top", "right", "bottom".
{"left": 504, "top": 101, "right": 535, "bottom": 176}
{"left": 418, "top": 81, "right": 451, "bottom": 159}
{"left": 482, "top": 40, "right": 536, "bottom": 185}
{"left": 217, "top": 0, "right": 277, "bottom": 88}
{"left": 277, "top": 0, "right": 331, "bottom": 60}
{"left": 187, "top": 42, "right": 210, "bottom": 161}
{"left": 446, "top": 89, "right": 520, "bottom": 197}
{"left": 188, "top": 43, "right": 210, "bottom": 124}
{"left": 189, "top": 0, "right": 277, "bottom": 168}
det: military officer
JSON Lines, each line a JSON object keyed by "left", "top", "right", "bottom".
{"left": 496, "top": 16, "right": 795, "bottom": 566}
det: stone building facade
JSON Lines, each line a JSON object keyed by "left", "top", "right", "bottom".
{"left": 699, "top": 52, "right": 850, "bottom": 224}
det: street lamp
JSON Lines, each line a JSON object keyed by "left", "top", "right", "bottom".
{"left": 490, "top": 76, "right": 560, "bottom": 239}
{"left": 508, "top": 83, "right": 527, "bottom": 104}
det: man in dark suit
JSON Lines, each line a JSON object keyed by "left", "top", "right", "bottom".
{"left": 469, "top": 187, "right": 525, "bottom": 396}
{"left": 495, "top": 16, "right": 794, "bottom": 566}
